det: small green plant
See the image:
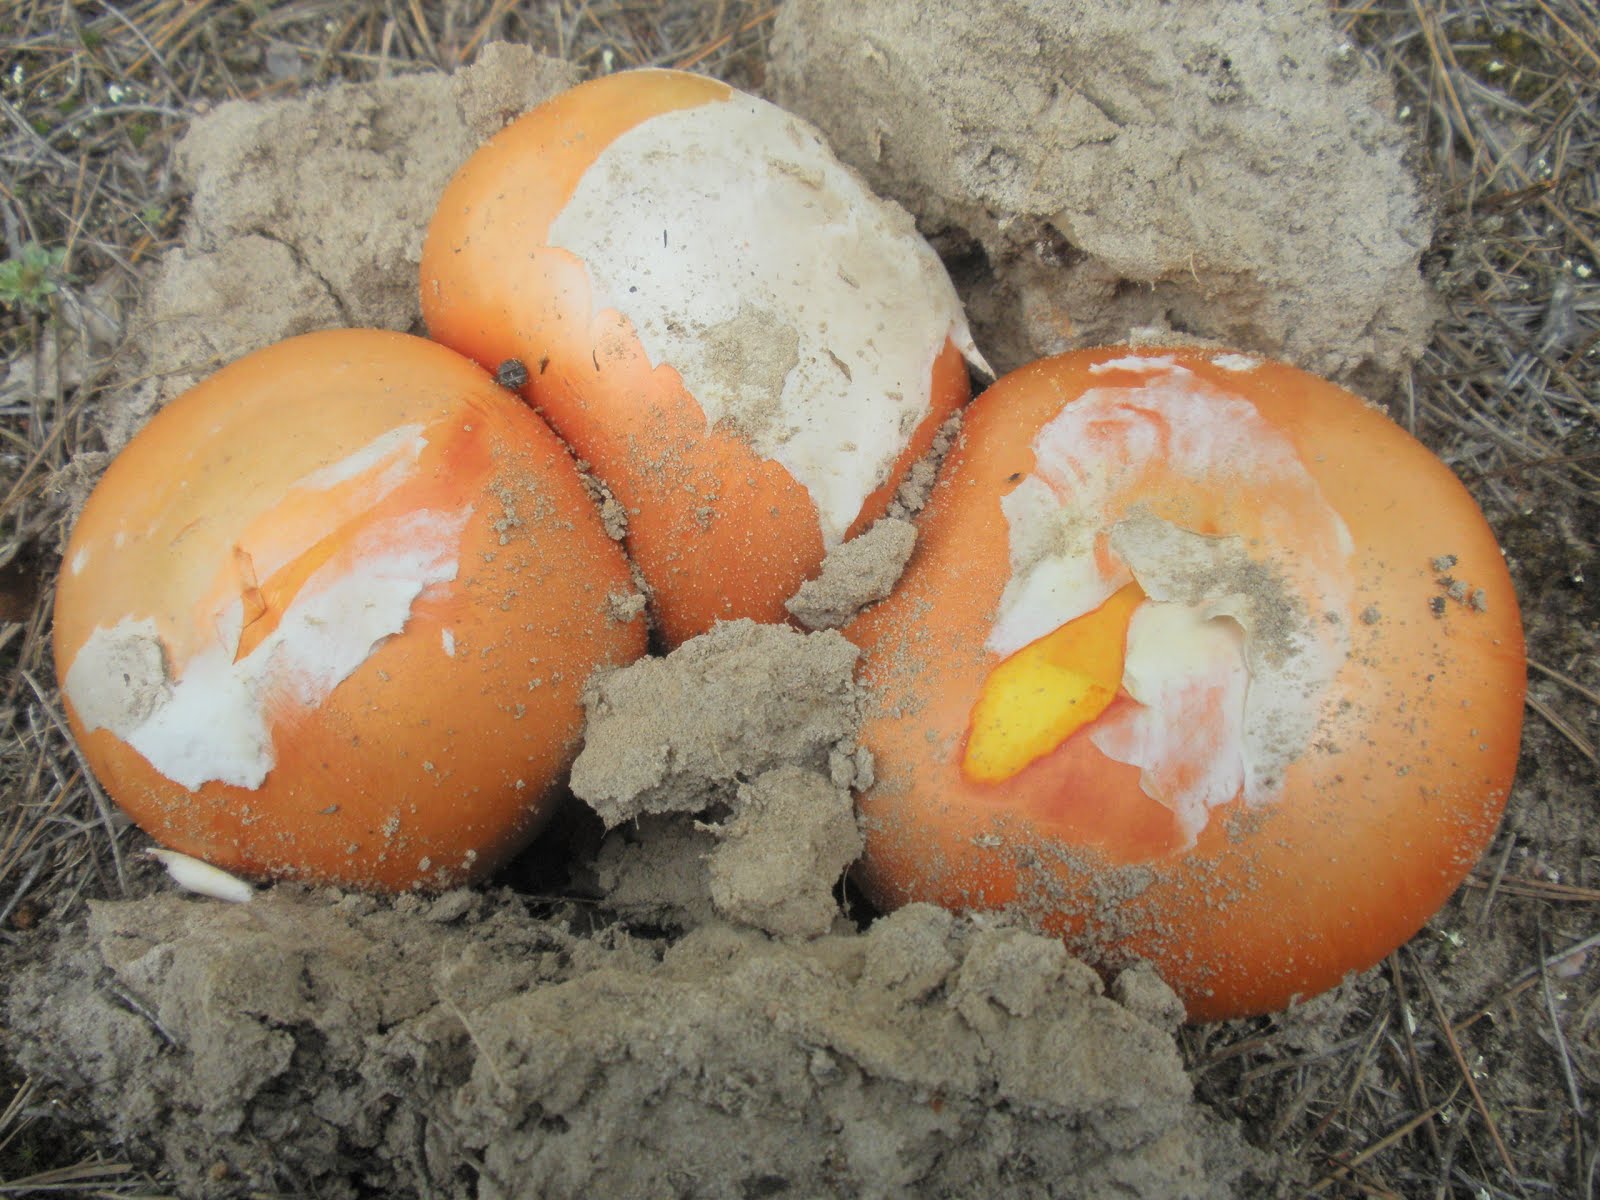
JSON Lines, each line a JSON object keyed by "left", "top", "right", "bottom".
{"left": 0, "top": 243, "right": 68, "bottom": 313}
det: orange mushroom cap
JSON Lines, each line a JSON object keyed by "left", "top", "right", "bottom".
{"left": 421, "top": 68, "right": 981, "bottom": 647}
{"left": 845, "top": 347, "right": 1526, "bottom": 1021}
{"left": 54, "top": 329, "right": 646, "bottom": 892}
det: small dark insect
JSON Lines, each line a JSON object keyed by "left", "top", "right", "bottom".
{"left": 496, "top": 359, "right": 529, "bottom": 390}
{"left": 1006, "top": 472, "right": 1023, "bottom": 483}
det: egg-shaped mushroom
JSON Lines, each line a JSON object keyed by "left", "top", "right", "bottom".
{"left": 54, "top": 329, "right": 647, "bottom": 892}
{"left": 421, "top": 68, "right": 984, "bottom": 647}
{"left": 845, "top": 347, "right": 1526, "bottom": 1021}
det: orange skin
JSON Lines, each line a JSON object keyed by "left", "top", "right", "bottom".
{"left": 845, "top": 348, "right": 1526, "bottom": 1021}
{"left": 54, "top": 330, "right": 646, "bottom": 892}
{"left": 421, "top": 69, "right": 970, "bottom": 647}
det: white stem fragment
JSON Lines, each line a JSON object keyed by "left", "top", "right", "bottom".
{"left": 146, "top": 848, "right": 255, "bottom": 903}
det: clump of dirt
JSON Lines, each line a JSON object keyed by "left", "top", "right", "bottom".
{"left": 787, "top": 517, "right": 918, "bottom": 630}
{"left": 770, "top": 0, "right": 1435, "bottom": 386}
{"left": 99, "top": 43, "right": 578, "bottom": 453}
{"left": 572, "top": 620, "right": 865, "bottom": 939}
{"left": 571, "top": 619, "right": 866, "bottom": 824}
{"left": 7, "top": 889, "right": 1276, "bottom": 1198}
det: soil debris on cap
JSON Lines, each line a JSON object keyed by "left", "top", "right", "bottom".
{"left": 786, "top": 517, "right": 918, "bottom": 629}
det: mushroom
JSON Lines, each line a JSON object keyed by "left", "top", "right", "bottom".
{"left": 845, "top": 347, "right": 1526, "bottom": 1020}
{"left": 421, "top": 68, "right": 987, "bottom": 646}
{"left": 54, "top": 329, "right": 646, "bottom": 892}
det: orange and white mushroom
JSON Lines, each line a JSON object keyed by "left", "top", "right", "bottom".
{"left": 54, "top": 329, "right": 646, "bottom": 892}
{"left": 421, "top": 69, "right": 984, "bottom": 647}
{"left": 846, "top": 347, "right": 1526, "bottom": 1021}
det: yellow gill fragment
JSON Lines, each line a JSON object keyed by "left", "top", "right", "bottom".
{"left": 963, "top": 582, "right": 1144, "bottom": 783}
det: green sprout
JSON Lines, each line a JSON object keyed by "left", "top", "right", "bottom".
{"left": 0, "top": 243, "right": 69, "bottom": 313}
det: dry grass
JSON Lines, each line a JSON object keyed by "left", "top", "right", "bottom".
{"left": 1, "top": 1, "right": 1595, "bottom": 1196}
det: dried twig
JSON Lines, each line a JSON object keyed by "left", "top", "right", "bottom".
{"left": 1536, "top": 922, "right": 1588, "bottom": 1194}
{"left": 1526, "top": 691, "right": 1599, "bottom": 763}
{"left": 1415, "top": 953, "right": 1519, "bottom": 1180}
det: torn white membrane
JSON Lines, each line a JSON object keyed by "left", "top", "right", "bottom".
{"left": 988, "top": 358, "right": 1353, "bottom": 845}
{"left": 549, "top": 90, "right": 988, "bottom": 547}
{"left": 66, "top": 429, "right": 469, "bottom": 791}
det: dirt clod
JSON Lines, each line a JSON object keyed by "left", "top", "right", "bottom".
{"left": 570, "top": 619, "right": 863, "bottom": 826}
{"left": 707, "top": 765, "right": 863, "bottom": 938}
{"left": 100, "top": 45, "right": 578, "bottom": 456}
{"left": 786, "top": 517, "right": 918, "bottom": 629}
{"left": 771, "top": 0, "right": 1435, "bottom": 384}
{"left": 7, "top": 889, "right": 1269, "bottom": 1199}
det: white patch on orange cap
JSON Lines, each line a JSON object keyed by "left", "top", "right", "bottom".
{"left": 64, "top": 426, "right": 472, "bottom": 791}
{"left": 548, "top": 92, "right": 987, "bottom": 547}
{"left": 1212, "top": 353, "right": 1263, "bottom": 372}
{"left": 67, "top": 506, "right": 469, "bottom": 791}
{"left": 1093, "top": 599, "right": 1250, "bottom": 845}
{"left": 987, "top": 366, "right": 1353, "bottom": 844}
{"left": 1088, "top": 353, "right": 1181, "bottom": 376}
